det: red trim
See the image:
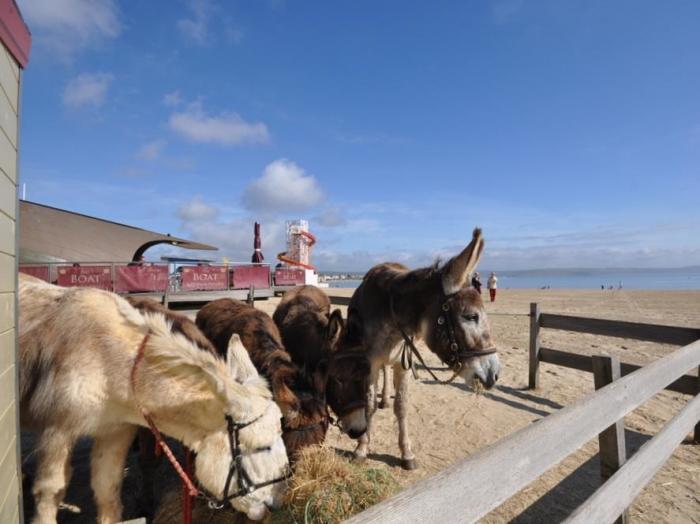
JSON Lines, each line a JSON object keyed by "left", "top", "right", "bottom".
{"left": 0, "top": 0, "right": 30, "bottom": 68}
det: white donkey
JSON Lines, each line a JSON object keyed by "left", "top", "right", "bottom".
{"left": 19, "top": 274, "right": 288, "bottom": 523}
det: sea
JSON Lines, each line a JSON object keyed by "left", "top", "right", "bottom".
{"left": 326, "top": 268, "right": 700, "bottom": 291}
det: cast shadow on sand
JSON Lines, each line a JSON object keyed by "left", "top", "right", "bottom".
{"left": 510, "top": 428, "right": 652, "bottom": 523}
{"left": 421, "top": 379, "right": 556, "bottom": 419}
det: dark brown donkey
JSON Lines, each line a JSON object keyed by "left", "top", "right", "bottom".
{"left": 125, "top": 297, "right": 218, "bottom": 517}
{"left": 339, "top": 228, "right": 501, "bottom": 469}
{"left": 273, "top": 285, "right": 371, "bottom": 439}
{"left": 196, "top": 298, "right": 329, "bottom": 458}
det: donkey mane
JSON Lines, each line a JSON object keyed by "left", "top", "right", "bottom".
{"left": 135, "top": 310, "right": 272, "bottom": 413}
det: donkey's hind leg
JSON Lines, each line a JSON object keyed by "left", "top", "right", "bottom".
{"left": 393, "top": 362, "right": 417, "bottom": 470}
{"left": 378, "top": 365, "right": 391, "bottom": 409}
{"left": 31, "top": 428, "right": 76, "bottom": 524}
{"left": 91, "top": 425, "right": 138, "bottom": 524}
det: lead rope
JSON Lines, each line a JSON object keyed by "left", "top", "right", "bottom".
{"left": 390, "top": 295, "right": 462, "bottom": 384}
{"left": 130, "top": 331, "right": 200, "bottom": 524}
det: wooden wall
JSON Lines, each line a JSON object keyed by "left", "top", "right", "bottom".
{"left": 0, "top": 38, "right": 21, "bottom": 524}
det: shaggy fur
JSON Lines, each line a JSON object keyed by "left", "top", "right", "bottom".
{"left": 19, "top": 275, "right": 288, "bottom": 523}
{"left": 272, "top": 286, "right": 369, "bottom": 432}
{"left": 196, "top": 298, "right": 328, "bottom": 458}
{"left": 339, "top": 228, "right": 501, "bottom": 469}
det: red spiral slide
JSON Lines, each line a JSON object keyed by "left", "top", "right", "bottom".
{"left": 277, "top": 230, "right": 317, "bottom": 270}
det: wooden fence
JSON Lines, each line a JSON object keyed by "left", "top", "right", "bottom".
{"left": 347, "top": 305, "right": 700, "bottom": 524}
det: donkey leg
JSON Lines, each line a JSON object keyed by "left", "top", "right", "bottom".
{"left": 393, "top": 363, "right": 417, "bottom": 470}
{"left": 378, "top": 365, "right": 391, "bottom": 409}
{"left": 353, "top": 366, "right": 380, "bottom": 461}
{"left": 136, "top": 428, "right": 157, "bottom": 519}
{"left": 31, "top": 428, "right": 75, "bottom": 524}
{"left": 91, "top": 425, "right": 138, "bottom": 524}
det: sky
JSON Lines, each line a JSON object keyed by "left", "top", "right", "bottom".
{"left": 16, "top": 0, "right": 700, "bottom": 271}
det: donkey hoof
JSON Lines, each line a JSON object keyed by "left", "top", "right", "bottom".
{"left": 352, "top": 454, "right": 367, "bottom": 464}
{"left": 401, "top": 458, "right": 418, "bottom": 470}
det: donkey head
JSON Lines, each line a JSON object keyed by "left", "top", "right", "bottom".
{"left": 195, "top": 334, "right": 289, "bottom": 521}
{"left": 321, "top": 310, "right": 371, "bottom": 439}
{"left": 424, "top": 228, "right": 500, "bottom": 388}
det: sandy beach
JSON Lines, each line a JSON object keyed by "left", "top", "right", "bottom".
{"left": 20, "top": 288, "right": 700, "bottom": 523}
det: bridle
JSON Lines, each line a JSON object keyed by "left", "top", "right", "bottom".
{"left": 197, "top": 412, "right": 289, "bottom": 510}
{"left": 130, "top": 332, "right": 290, "bottom": 515}
{"left": 390, "top": 292, "right": 497, "bottom": 384}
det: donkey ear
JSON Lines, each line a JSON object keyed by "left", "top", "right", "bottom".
{"left": 442, "top": 227, "right": 485, "bottom": 295}
{"left": 225, "top": 333, "right": 258, "bottom": 382}
{"left": 327, "top": 309, "right": 344, "bottom": 350}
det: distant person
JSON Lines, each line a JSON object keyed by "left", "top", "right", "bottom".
{"left": 601, "top": 284, "right": 604, "bottom": 290}
{"left": 487, "top": 272, "right": 498, "bottom": 302}
{"left": 471, "top": 272, "right": 482, "bottom": 294}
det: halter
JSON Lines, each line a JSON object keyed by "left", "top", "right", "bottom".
{"left": 390, "top": 293, "right": 497, "bottom": 385}
{"left": 130, "top": 331, "right": 290, "bottom": 516}
{"left": 197, "top": 413, "right": 290, "bottom": 510}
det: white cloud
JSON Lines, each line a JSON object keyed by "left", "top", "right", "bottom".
{"left": 62, "top": 72, "right": 113, "bottom": 108}
{"left": 19, "top": 0, "right": 121, "bottom": 59}
{"left": 314, "top": 206, "right": 347, "bottom": 227}
{"left": 177, "top": 196, "right": 220, "bottom": 222}
{"left": 243, "top": 159, "right": 324, "bottom": 214}
{"left": 163, "top": 90, "right": 183, "bottom": 107}
{"left": 137, "top": 139, "right": 168, "bottom": 161}
{"left": 177, "top": 0, "right": 214, "bottom": 46}
{"left": 168, "top": 101, "right": 269, "bottom": 145}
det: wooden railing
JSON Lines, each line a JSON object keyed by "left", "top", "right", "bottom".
{"left": 347, "top": 306, "right": 700, "bottom": 524}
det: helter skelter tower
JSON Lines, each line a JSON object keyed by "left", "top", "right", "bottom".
{"left": 276, "top": 219, "right": 318, "bottom": 284}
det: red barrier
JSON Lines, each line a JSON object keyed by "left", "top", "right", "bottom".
{"left": 180, "top": 266, "right": 227, "bottom": 291}
{"left": 230, "top": 265, "right": 270, "bottom": 290}
{"left": 274, "top": 268, "right": 305, "bottom": 286}
{"left": 57, "top": 266, "right": 113, "bottom": 290}
{"left": 19, "top": 265, "right": 50, "bottom": 282}
{"left": 114, "top": 265, "right": 169, "bottom": 293}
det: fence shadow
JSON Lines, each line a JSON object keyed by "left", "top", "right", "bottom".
{"left": 510, "top": 428, "right": 652, "bottom": 523}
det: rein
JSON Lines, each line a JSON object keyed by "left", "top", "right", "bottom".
{"left": 129, "top": 331, "right": 290, "bottom": 520}
{"left": 389, "top": 294, "right": 497, "bottom": 385}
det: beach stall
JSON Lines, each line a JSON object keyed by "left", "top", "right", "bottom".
{"left": 0, "top": 1, "right": 30, "bottom": 522}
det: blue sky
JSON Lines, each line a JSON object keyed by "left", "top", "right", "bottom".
{"left": 16, "top": 0, "right": 700, "bottom": 271}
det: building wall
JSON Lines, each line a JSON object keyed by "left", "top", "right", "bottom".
{"left": 0, "top": 38, "right": 21, "bottom": 524}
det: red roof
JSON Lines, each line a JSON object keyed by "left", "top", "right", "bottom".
{"left": 0, "top": 0, "right": 30, "bottom": 68}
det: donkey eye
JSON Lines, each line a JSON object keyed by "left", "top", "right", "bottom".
{"left": 463, "top": 313, "right": 479, "bottom": 322}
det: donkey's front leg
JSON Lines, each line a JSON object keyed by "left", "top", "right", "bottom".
{"left": 378, "top": 365, "right": 391, "bottom": 409}
{"left": 32, "top": 428, "right": 76, "bottom": 524}
{"left": 393, "top": 362, "right": 417, "bottom": 470}
{"left": 354, "top": 366, "right": 380, "bottom": 461}
{"left": 91, "top": 425, "right": 138, "bottom": 524}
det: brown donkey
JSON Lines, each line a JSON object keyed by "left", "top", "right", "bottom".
{"left": 196, "top": 298, "right": 329, "bottom": 458}
{"left": 273, "top": 286, "right": 372, "bottom": 438}
{"left": 339, "top": 228, "right": 500, "bottom": 469}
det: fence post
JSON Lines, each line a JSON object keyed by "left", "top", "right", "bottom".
{"left": 695, "top": 365, "right": 700, "bottom": 443}
{"left": 592, "top": 353, "right": 628, "bottom": 524}
{"left": 528, "top": 303, "right": 541, "bottom": 389}
{"left": 247, "top": 284, "right": 255, "bottom": 306}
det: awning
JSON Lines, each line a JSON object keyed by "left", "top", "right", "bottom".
{"left": 19, "top": 200, "right": 217, "bottom": 263}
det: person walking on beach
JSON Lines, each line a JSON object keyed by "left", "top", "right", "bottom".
{"left": 471, "top": 272, "right": 482, "bottom": 294}
{"left": 487, "top": 272, "right": 498, "bottom": 302}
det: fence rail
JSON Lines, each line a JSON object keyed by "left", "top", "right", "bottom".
{"left": 539, "top": 313, "right": 700, "bottom": 346}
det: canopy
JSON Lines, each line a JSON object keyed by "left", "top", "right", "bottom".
{"left": 19, "top": 200, "right": 217, "bottom": 263}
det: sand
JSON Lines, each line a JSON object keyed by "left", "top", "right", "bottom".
{"left": 21, "top": 288, "right": 700, "bottom": 523}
